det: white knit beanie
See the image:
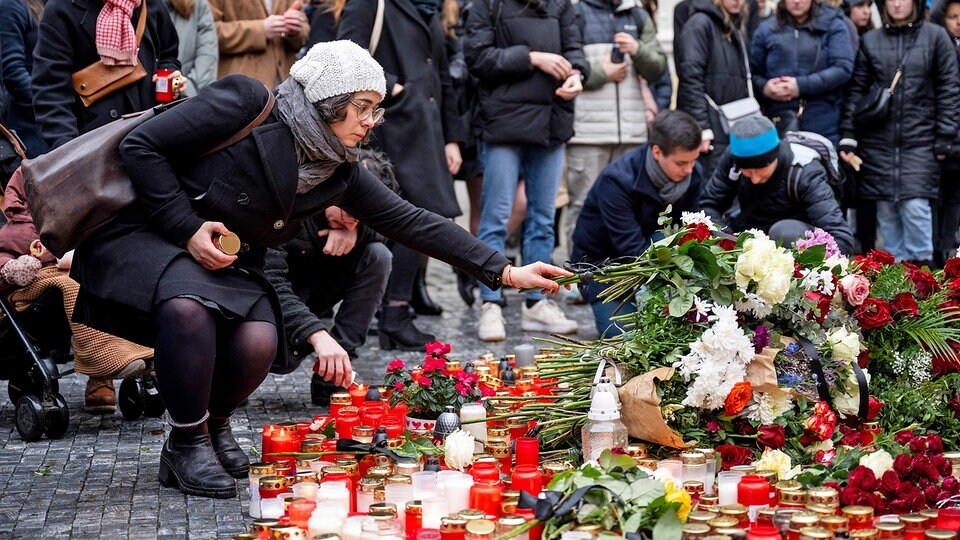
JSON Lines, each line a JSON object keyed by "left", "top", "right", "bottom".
{"left": 290, "top": 40, "right": 387, "bottom": 103}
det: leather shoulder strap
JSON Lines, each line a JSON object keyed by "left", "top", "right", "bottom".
{"left": 369, "top": 0, "right": 385, "bottom": 55}
{"left": 135, "top": 0, "right": 148, "bottom": 45}
{"left": 201, "top": 90, "right": 276, "bottom": 157}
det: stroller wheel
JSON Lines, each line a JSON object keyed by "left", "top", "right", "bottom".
{"left": 118, "top": 377, "right": 145, "bottom": 421}
{"left": 8, "top": 371, "right": 42, "bottom": 406}
{"left": 15, "top": 395, "right": 45, "bottom": 442}
{"left": 44, "top": 393, "right": 69, "bottom": 439}
{"left": 142, "top": 374, "right": 165, "bottom": 418}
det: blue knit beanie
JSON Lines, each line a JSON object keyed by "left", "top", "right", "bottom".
{"left": 729, "top": 115, "right": 780, "bottom": 169}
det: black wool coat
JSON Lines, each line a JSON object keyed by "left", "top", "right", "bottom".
{"left": 31, "top": 0, "right": 181, "bottom": 149}
{"left": 464, "top": 0, "right": 589, "bottom": 147}
{"left": 337, "top": 0, "right": 465, "bottom": 218}
{"left": 69, "top": 75, "right": 510, "bottom": 355}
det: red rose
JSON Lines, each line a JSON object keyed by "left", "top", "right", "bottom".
{"left": 855, "top": 255, "right": 882, "bottom": 274}
{"left": 925, "top": 485, "right": 941, "bottom": 503}
{"left": 849, "top": 465, "right": 879, "bottom": 492}
{"left": 893, "top": 453, "right": 913, "bottom": 476}
{"left": 717, "top": 444, "right": 755, "bottom": 470}
{"left": 718, "top": 239, "right": 737, "bottom": 251}
{"left": 866, "top": 396, "right": 884, "bottom": 420}
{"left": 805, "top": 290, "right": 833, "bottom": 323}
{"left": 855, "top": 298, "right": 895, "bottom": 329}
{"left": 890, "top": 292, "right": 920, "bottom": 319}
{"left": 950, "top": 395, "right": 960, "bottom": 420}
{"left": 858, "top": 349, "right": 871, "bottom": 369}
{"left": 724, "top": 381, "right": 753, "bottom": 416}
{"left": 840, "top": 486, "right": 863, "bottom": 507}
{"left": 393, "top": 381, "right": 404, "bottom": 391}
{"left": 679, "top": 223, "right": 711, "bottom": 245}
{"left": 909, "top": 437, "right": 928, "bottom": 454}
{"left": 889, "top": 498, "right": 909, "bottom": 514}
{"left": 928, "top": 434, "right": 945, "bottom": 455}
{"left": 945, "top": 258, "right": 960, "bottom": 280}
{"left": 943, "top": 476, "right": 960, "bottom": 493}
{"left": 880, "top": 470, "right": 901, "bottom": 496}
{"left": 909, "top": 269, "right": 941, "bottom": 299}
{"left": 815, "top": 448, "right": 837, "bottom": 465}
{"left": 895, "top": 430, "right": 916, "bottom": 444}
{"left": 757, "top": 424, "right": 786, "bottom": 449}
{"left": 869, "top": 249, "right": 896, "bottom": 266}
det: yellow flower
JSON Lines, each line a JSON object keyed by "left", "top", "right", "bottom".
{"left": 662, "top": 479, "right": 692, "bottom": 522}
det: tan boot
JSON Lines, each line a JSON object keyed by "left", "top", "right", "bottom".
{"left": 84, "top": 378, "right": 116, "bottom": 414}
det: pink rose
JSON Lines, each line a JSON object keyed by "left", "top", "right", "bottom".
{"left": 840, "top": 274, "right": 871, "bottom": 306}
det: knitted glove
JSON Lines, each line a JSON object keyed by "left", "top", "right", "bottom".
{"left": 1, "top": 255, "right": 42, "bottom": 287}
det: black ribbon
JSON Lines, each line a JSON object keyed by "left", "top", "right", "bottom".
{"left": 335, "top": 439, "right": 417, "bottom": 463}
{"left": 798, "top": 336, "right": 870, "bottom": 419}
{"left": 517, "top": 485, "right": 626, "bottom": 521}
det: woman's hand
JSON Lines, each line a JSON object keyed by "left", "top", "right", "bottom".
{"left": 503, "top": 262, "right": 573, "bottom": 296}
{"left": 530, "top": 51, "right": 572, "bottom": 81}
{"left": 445, "top": 142, "right": 462, "bottom": 175}
{"left": 309, "top": 329, "right": 353, "bottom": 388}
{"left": 555, "top": 73, "right": 583, "bottom": 101}
{"left": 613, "top": 32, "right": 640, "bottom": 57}
{"left": 318, "top": 228, "right": 358, "bottom": 256}
{"left": 187, "top": 221, "right": 238, "bottom": 271}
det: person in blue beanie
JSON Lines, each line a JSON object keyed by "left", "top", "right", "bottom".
{"left": 699, "top": 115, "right": 855, "bottom": 253}
{"left": 570, "top": 110, "right": 703, "bottom": 336}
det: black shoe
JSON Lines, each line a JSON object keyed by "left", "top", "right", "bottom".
{"left": 207, "top": 417, "right": 250, "bottom": 478}
{"left": 158, "top": 424, "right": 237, "bottom": 498}
{"left": 411, "top": 267, "right": 443, "bottom": 315}
{"left": 455, "top": 268, "right": 477, "bottom": 307}
{"left": 379, "top": 305, "right": 435, "bottom": 351}
{"left": 311, "top": 373, "right": 347, "bottom": 407}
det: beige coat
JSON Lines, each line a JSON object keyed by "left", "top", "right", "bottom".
{"left": 207, "top": 0, "right": 309, "bottom": 90}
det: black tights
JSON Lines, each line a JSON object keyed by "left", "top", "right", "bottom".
{"left": 153, "top": 297, "right": 277, "bottom": 424}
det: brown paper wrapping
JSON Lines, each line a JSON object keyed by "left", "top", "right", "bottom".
{"left": 618, "top": 367, "right": 689, "bottom": 449}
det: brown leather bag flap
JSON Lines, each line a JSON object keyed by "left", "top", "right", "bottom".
{"left": 72, "top": 62, "right": 141, "bottom": 98}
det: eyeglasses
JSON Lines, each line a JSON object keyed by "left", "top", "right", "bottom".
{"left": 350, "top": 100, "right": 385, "bottom": 124}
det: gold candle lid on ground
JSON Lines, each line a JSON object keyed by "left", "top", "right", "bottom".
{"left": 926, "top": 530, "right": 959, "bottom": 540}
{"left": 368, "top": 502, "right": 397, "bottom": 517}
{"left": 819, "top": 515, "right": 849, "bottom": 531}
{"left": 687, "top": 510, "right": 720, "bottom": 524}
{"left": 706, "top": 517, "right": 740, "bottom": 530}
{"left": 258, "top": 475, "right": 288, "bottom": 491}
{"left": 250, "top": 462, "right": 276, "bottom": 476}
{"left": 799, "top": 526, "right": 833, "bottom": 540}
{"left": 385, "top": 474, "right": 411, "bottom": 485}
{"left": 875, "top": 522, "right": 906, "bottom": 538}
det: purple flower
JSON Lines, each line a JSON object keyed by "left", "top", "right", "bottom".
{"left": 795, "top": 228, "right": 840, "bottom": 259}
{"left": 753, "top": 325, "right": 771, "bottom": 354}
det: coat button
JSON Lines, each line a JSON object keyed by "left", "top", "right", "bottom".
{"left": 273, "top": 220, "right": 284, "bottom": 229}
{"left": 237, "top": 192, "right": 250, "bottom": 205}
{"left": 429, "top": 96, "right": 436, "bottom": 104}
{"left": 240, "top": 243, "right": 250, "bottom": 253}
{"left": 109, "top": 109, "right": 119, "bottom": 119}
{"left": 426, "top": 57, "right": 433, "bottom": 64}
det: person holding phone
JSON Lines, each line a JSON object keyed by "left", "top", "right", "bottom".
{"left": 207, "top": 0, "right": 309, "bottom": 90}
{"left": 564, "top": 0, "right": 666, "bottom": 272}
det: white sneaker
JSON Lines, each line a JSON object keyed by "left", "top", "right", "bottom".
{"left": 522, "top": 299, "right": 579, "bottom": 334}
{"left": 478, "top": 303, "right": 506, "bottom": 342}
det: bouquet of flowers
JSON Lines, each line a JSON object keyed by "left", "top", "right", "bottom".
{"left": 384, "top": 341, "right": 493, "bottom": 420}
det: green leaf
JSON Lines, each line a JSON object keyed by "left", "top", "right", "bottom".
{"left": 668, "top": 294, "right": 694, "bottom": 317}
{"left": 652, "top": 510, "right": 682, "bottom": 540}
{"left": 711, "top": 285, "right": 733, "bottom": 305}
{"left": 795, "top": 243, "right": 827, "bottom": 266}
{"left": 672, "top": 255, "right": 695, "bottom": 274}
{"left": 655, "top": 247, "right": 672, "bottom": 266}
{"left": 687, "top": 244, "right": 720, "bottom": 280}
{"left": 623, "top": 513, "right": 643, "bottom": 533}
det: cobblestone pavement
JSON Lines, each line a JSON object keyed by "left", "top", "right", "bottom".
{"left": 0, "top": 188, "right": 598, "bottom": 538}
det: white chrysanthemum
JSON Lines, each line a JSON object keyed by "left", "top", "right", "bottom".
{"left": 800, "top": 268, "right": 836, "bottom": 296}
{"left": 693, "top": 296, "right": 712, "bottom": 320}
{"left": 827, "top": 327, "right": 860, "bottom": 363}
{"left": 681, "top": 211, "right": 716, "bottom": 230}
{"left": 833, "top": 368, "right": 871, "bottom": 418}
{"left": 745, "top": 392, "right": 794, "bottom": 424}
{"left": 825, "top": 254, "right": 850, "bottom": 275}
{"left": 737, "top": 291, "right": 773, "bottom": 319}
{"left": 859, "top": 449, "right": 894, "bottom": 478}
{"left": 736, "top": 235, "right": 796, "bottom": 305}
{"left": 676, "top": 305, "right": 756, "bottom": 410}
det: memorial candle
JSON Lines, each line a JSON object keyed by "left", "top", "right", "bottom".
{"left": 349, "top": 383, "right": 367, "bottom": 407}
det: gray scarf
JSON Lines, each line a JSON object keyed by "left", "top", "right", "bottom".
{"left": 276, "top": 78, "right": 361, "bottom": 194}
{"left": 645, "top": 148, "right": 691, "bottom": 204}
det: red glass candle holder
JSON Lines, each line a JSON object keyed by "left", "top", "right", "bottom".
{"left": 262, "top": 425, "right": 279, "bottom": 457}
{"left": 383, "top": 417, "right": 404, "bottom": 439}
{"left": 288, "top": 498, "right": 316, "bottom": 529}
{"left": 362, "top": 410, "right": 384, "bottom": 429}
{"left": 469, "top": 479, "right": 503, "bottom": 519}
{"left": 349, "top": 384, "right": 368, "bottom": 407}
{"left": 390, "top": 402, "right": 409, "bottom": 424}
{"left": 511, "top": 464, "right": 543, "bottom": 496}
{"left": 269, "top": 429, "right": 300, "bottom": 468}
{"left": 336, "top": 410, "right": 361, "bottom": 441}
{"left": 937, "top": 508, "right": 960, "bottom": 532}
{"left": 515, "top": 437, "right": 539, "bottom": 468}
{"left": 295, "top": 422, "right": 312, "bottom": 440}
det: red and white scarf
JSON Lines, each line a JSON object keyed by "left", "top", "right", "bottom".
{"left": 96, "top": 0, "right": 143, "bottom": 66}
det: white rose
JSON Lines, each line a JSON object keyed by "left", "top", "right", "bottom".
{"left": 859, "top": 449, "right": 894, "bottom": 478}
{"left": 828, "top": 327, "right": 861, "bottom": 363}
{"left": 443, "top": 429, "right": 475, "bottom": 471}
{"left": 752, "top": 448, "right": 801, "bottom": 480}
{"left": 833, "top": 368, "right": 871, "bottom": 418}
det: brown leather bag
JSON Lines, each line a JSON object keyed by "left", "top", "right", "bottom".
{"left": 21, "top": 91, "right": 276, "bottom": 258}
{"left": 71, "top": 0, "right": 149, "bottom": 108}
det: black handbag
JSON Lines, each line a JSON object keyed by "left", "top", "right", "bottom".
{"left": 853, "top": 38, "right": 914, "bottom": 128}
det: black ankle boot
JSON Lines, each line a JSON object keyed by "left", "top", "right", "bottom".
{"left": 411, "top": 268, "right": 443, "bottom": 315}
{"left": 311, "top": 373, "right": 346, "bottom": 407}
{"left": 207, "top": 417, "right": 250, "bottom": 478}
{"left": 379, "top": 305, "right": 435, "bottom": 351}
{"left": 158, "top": 424, "right": 237, "bottom": 498}
{"left": 455, "top": 268, "right": 477, "bottom": 307}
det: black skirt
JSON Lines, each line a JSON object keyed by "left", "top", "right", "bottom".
{"left": 154, "top": 256, "right": 274, "bottom": 323}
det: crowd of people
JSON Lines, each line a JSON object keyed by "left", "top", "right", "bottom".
{"left": 0, "top": 0, "right": 960, "bottom": 498}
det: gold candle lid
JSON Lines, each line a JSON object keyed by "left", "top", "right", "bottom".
{"left": 921, "top": 509, "right": 941, "bottom": 520}
{"left": 900, "top": 514, "right": 929, "bottom": 528}
{"left": 258, "top": 475, "right": 288, "bottom": 490}
{"left": 330, "top": 393, "right": 352, "bottom": 405}
{"left": 300, "top": 440, "right": 325, "bottom": 453}
{"left": 776, "top": 480, "right": 803, "bottom": 492}
{"left": 819, "top": 515, "right": 849, "bottom": 531}
{"left": 459, "top": 509, "right": 488, "bottom": 521}
{"left": 498, "top": 515, "right": 527, "bottom": 527}
{"left": 681, "top": 451, "right": 707, "bottom": 465}
{"left": 293, "top": 471, "right": 318, "bottom": 484}
{"left": 320, "top": 466, "right": 346, "bottom": 477}
{"left": 843, "top": 505, "right": 875, "bottom": 521}
{"left": 368, "top": 465, "right": 394, "bottom": 477}
{"left": 250, "top": 462, "right": 276, "bottom": 476}
{"left": 395, "top": 461, "right": 421, "bottom": 476}
{"left": 706, "top": 517, "right": 740, "bottom": 529}
{"left": 849, "top": 529, "right": 879, "bottom": 540}
{"left": 876, "top": 522, "right": 905, "bottom": 539}
{"left": 807, "top": 486, "right": 839, "bottom": 504}
{"left": 719, "top": 504, "right": 748, "bottom": 517}
{"left": 358, "top": 475, "right": 385, "bottom": 492}
{"left": 790, "top": 512, "right": 822, "bottom": 528}
{"left": 681, "top": 523, "right": 711, "bottom": 534}
{"left": 465, "top": 519, "right": 497, "bottom": 536}
{"left": 687, "top": 510, "right": 720, "bottom": 523}
{"left": 799, "top": 526, "right": 834, "bottom": 540}
{"left": 214, "top": 232, "right": 241, "bottom": 255}
{"left": 806, "top": 503, "right": 837, "bottom": 517}
{"left": 440, "top": 517, "right": 467, "bottom": 531}
{"left": 385, "top": 474, "right": 412, "bottom": 485}
{"left": 755, "top": 470, "right": 779, "bottom": 484}
{"left": 487, "top": 426, "right": 510, "bottom": 438}
{"left": 368, "top": 502, "right": 397, "bottom": 516}
{"left": 926, "top": 530, "right": 959, "bottom": 540}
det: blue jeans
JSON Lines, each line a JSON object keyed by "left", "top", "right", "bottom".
{"left": 876, "top": 198, "right": 933, "bottom": 261}
{"left": 479, "top": 143, "right": 565, "bottom": 302}
{"left": 581, "top": 281, "right": 637, "bottom": 337}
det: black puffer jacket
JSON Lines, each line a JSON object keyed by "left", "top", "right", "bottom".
{"left": 930, "top": 0, "right": 960, "bottom": 173}
{"left": 677, "top": 0, "right": 752, "bottom": 149}
{"left": 464, "top": 0, "right": 588, "bottom": 146}
{"left": 840, "top": 0, "right": 960, "bottom": 201}
{"left": 699, "top": 143, "right": 855, "bottom": 254}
